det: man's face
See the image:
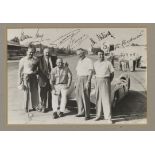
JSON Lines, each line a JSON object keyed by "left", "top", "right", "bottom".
{"left": 56, "top": 59, "right": 63, "bottom": 68}
{"left": 98, "top": 52, "right": 104, "bottom": 61}
{"left": 77, "top": 50, "right": 85, "bottom": 59}
{"left": 27, "top": 49, "right": 34, "bottom": 58}
{"left": 43, "top": 49, "right": 50, "bottom": 57}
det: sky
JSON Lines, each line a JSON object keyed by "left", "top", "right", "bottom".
{"left": 7, "top": 28, "right": 147, "bottom": 50}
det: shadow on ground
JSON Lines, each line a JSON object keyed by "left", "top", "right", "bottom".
{"left": 66, "top": 90, "right": 147, "bottom": 123}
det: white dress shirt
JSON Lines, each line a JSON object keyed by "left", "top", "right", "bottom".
{"left": 94, "top": 60, "right": 114, "bottom": 78}
{"left": 76, "top": 57, "right": 93, "bottom": 76}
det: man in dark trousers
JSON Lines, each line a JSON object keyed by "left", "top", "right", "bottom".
{"left": 38, "top": 48, "right": 57, "bottom": 112}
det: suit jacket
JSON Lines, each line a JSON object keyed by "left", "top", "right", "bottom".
{"left": 38, "top": 55, "right": 57, "bottom": 87}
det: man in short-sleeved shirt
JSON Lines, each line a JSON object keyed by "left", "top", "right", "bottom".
{"left": 94, "top": 60, "right": 114, "bottom": 78}
{"left": 94, "top": 49, "right": 114, "bottom": 123}
{"left": 75, "top": 48, "right": 93, "bottom": 120}
{"left": 76, "top": 57, "right": 93, "bottom": 76}
{"left": 51, "top": 58, "right": 72, "bottom": 119}
{"left": 18, "top": 47, "right": 39, "bottom": 112}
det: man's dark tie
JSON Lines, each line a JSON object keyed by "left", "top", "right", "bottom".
{"left": 47, "top": 58, "right": 51, "bottom": 73}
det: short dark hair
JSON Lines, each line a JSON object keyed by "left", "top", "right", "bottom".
{"left": 97, "top": 48, "right": 104, "bottom": 54}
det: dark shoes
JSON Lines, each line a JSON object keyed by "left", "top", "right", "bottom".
{"left": 33, "top": 107, "right": 41, "bottom": 112}
{"left": 52, "top": 112, "right": 58, "bottom": 119}
{"left": 75, "top": 114, "right": 85, "bottom": 117}
{"left": 75, "top": 114, "right": 91, "bottom": 120}
{"left": 85, "top": 116, "right": 91, "bottom": 120}
{"left": 58, "top": 112, "right": 64, "bottom": 117}
{"left": 52, "top": 112, "right": 64, "bottom": 119}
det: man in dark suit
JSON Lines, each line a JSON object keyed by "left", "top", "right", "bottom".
{"left": 38, "top": 48, "right": 57, "bottom": 112}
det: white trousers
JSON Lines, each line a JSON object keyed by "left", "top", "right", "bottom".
{"left": 129, "top": 60, "right": 134, "bottom": 71}
{"left": 52, "top": 84, "right": 68, "bottom": 112}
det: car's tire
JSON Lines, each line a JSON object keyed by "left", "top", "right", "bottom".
{"left": 128, "top": 78, "right": 130, "bottom": 91}
{"left": 112, "top": 91, "right": 119, "bottom": 108}
{"left": 112, "top": 86, "right": 125, "bottom": 108}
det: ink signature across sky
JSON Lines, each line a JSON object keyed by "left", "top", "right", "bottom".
{"left": 50, "top": 29, "right": 144, "bottom": 49}
{"left": 51, "top": 29, "right": 88, "bottom": 49}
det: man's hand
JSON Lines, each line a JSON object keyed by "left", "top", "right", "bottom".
{"left": 64, "top": 84, "right": 70, "bottom": 89}
{"left": 17, "top": 79, "right": 22, "bottom": 86}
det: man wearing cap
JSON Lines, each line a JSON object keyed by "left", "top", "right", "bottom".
{"left": 75, "top": 48, "right": 93, "bottom": 120}
{"left": 18, "top": 47, "right": 40, "bottom": 112}
{"left": 93, "top": 49, "right": 114, "bottom": 123}
{"left": 38, "top": 48, "right": 57, "bottom": 112}
{"left": 51, "top": 58, "right": 72, "bottom": 119}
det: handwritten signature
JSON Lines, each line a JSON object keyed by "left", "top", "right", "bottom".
{"left": 96, "top": 31, "right": 115, "bottom": 41}
{"left": 115, "top": 30, "right": 144, "bottom": 49}
{"left": 51, "top": 29, "right": 88, "bottom": 49}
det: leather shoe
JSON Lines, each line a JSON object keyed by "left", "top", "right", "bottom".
{"left": 52, "top": 112, "right": 58, "bottom": 119}
{"left": 58, "top": 112, "right": 64, "bottom": 117}
{"left": 75, "top": 114, "right": 85, "bottom": 117}
{"left": 33, "top": 107, "right": 41, "bottom": 112}
{"left": 85, "top": 116, "right": 90, "bottom": 120}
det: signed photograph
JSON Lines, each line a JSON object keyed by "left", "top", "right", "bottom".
{"left": 7, "top": 28, "right": 147, "bottom": 124}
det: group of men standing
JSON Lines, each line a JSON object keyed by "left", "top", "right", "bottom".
{"left": 119, "top": 52, "right": 140, "bottom": 72}
{"left": 18, "top": 47, "right": 114, "bottom": 123}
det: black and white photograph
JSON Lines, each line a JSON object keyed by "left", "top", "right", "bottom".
{"left": 7, "top": 28, "right": 147, "bottom": 124}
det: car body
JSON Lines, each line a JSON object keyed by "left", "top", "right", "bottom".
{"left": 67, "top": 73, "right": 130, "bottom": 108}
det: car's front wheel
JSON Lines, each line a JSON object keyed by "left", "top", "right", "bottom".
{"left": 112, "top": 86, "right": 125, "bottom": 108}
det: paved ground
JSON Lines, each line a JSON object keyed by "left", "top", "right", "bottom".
{"left": 7, "top": 55, "right": 147, "bottom": 124}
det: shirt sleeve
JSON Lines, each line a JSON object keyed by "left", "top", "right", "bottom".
{"left": 108, "top": 61, "right": 114, "bottom": 73}
{"left": 67, "top": 68, "right": 72, "bottom": 86}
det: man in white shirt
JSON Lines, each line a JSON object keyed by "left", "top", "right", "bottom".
{"left": 18, "top": 47, "right": 40, "bottom": 113}
{"left": 93, "top": 49, "right": 114, "bottom": 123}
{"left": 75, "top": 48, "right": 93, "bottom": 120}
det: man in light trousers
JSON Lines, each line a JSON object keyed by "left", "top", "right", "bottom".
{"left": 75, "top": 48, "right": 93, "bottom": 120}
{"left": 94, "top": 49, "right": 114, "bottom": 124}
{"left": 18, "top": 47, "right": 40, "bottom": 113}
{"left": 51, "top": 58, "right": 72, "bottom": 119}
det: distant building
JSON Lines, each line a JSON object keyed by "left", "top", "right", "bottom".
{"left": 7, "top": 41, "right": 27, "bottom": 60}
